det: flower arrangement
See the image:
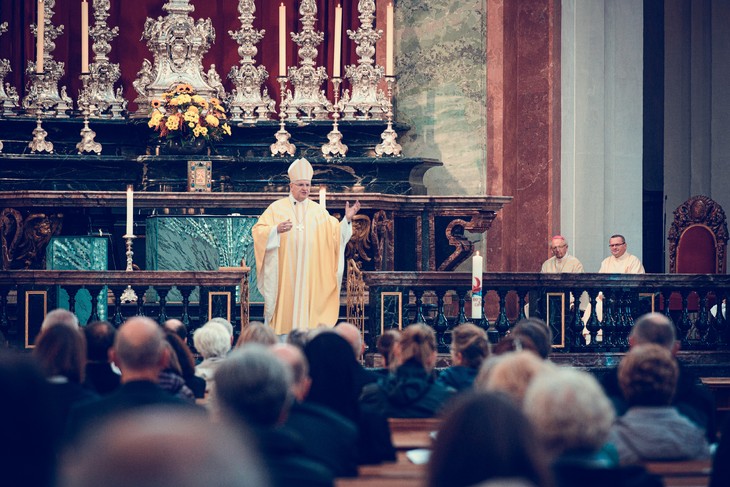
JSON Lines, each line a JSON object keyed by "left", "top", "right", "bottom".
{"left": 147, "top": 84, "right": 231, "bottom": 148}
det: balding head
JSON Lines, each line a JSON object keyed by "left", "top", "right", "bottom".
{"left": 112, "top": 317, "right": 168, "bottom": 381}
{"left": 335, "top": 322, "right": 363, "bottom": 359}
{"left": 629, "top": 312, "right": 678, "bottom": 354}
{"left": 41, "top": 308, "right": 79, "bottom": 330}
{"left": 163, "top": 319, "right": 187, "bottom": 342}
{"left": 271, "top": 343, "right": 311, "bottom": 402}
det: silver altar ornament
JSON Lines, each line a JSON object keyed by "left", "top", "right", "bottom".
{"left": 270, "top": 77, "right": 296, "bottom": 157}
{"left": 77, "top": 0, "right": 126, "bottom": 119}
{"left": 0, "top": 23, "right": 20, "bottom": 117}
{"left": 227, "top": 0, "right": 276, "bottom": 123}
{"left": 131, "top": 0, "right": 223, "bottom": 118}
{"left": 287, "top": 0, "right": 332, "bottom": 120}
{"left": 342, "top": 0, "right": 388, "bottom": 120}
{"left": 22, "top": 0, "right": 72, "bottom": 117}
{"left": 76, "top": 80, "right": 102, "bottom": 155}
{"left": 28, "top": 108, "right": 54, "bottom": 154}
{"left": 322, "top": 77, "right": 348, "bottom": 158}
{"left": 374, "top": 76, "right": 401, "bottom": 157}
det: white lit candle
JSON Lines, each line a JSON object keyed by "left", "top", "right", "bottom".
{"left": 333, "top": 4, "right": 342, "bottom": 78}
{"left": 385, "top": 2, "right": 394, "bottom": 76}
{"left": 81, "top": 0, "right": 89, "bottom": 73}
{"left": 36, "top": 0, "right": 44, "bottom": 73}
{"left": 471, "top": 251, "right": 483, "bottom": 320}
{"left": 319, "top": 187, "right": 326, "bottom": 210}
{"left": 126, "top": 185, "right": 134, "bottom": 236}
{"left": 279, "top": 3, "right": 286, "bottom": 77}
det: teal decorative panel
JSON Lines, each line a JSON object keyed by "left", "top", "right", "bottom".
{"left": 146, "top": 216, "right": 261, "bottom": 302}
{"left": 46, "top": 236, "right": 109, "bottom": 324}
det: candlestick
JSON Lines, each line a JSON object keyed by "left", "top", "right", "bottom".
{"left": 322, "top": 77, "right": 348, "bottom": 157}
{"left": 279, "top": 3, "right": 286, "bottom": 77}
{"left": 385, "top": 2, "right": 394, "bottom": 76}
{"left": 120, "top": 235, "right": 138, "bottom": 303}
{"left": 81, "top": 0, "right": 89, "bottom": 73}
{"left": 125, "top": 185, "right": 134, "bottom": 236}
{"left": 333, "top": 4, "right": 342, "bottom": 78}
{"left": 319, "top": 187, "right": 326, "bottom": 209}
{"left": 270, "top": 76, "right": 296, "bottom": 156}
{"left": 375, "top": 76, "right": 402, "bottom": 156}
{"left": 36, "top": 0, "right": 45, "bottom": 73}
{"left": 471, "top": 251, "right": 483, "bottom": 320}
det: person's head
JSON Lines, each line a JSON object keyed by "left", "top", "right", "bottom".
{"left": 163, "top": 319, "right": 188, "bottom": 342}
{"left": 427, "top": 392, "right": 549, "bottom": 487}
{"left": 396, "top": 323, "right": 437, "bottom": 372}
{"left": 376, "top": 329, "right": 401, "bottom": 367}
{"left": 492, "top": 334, "right": 540, "bottom": 356}
{"left": 550, "top": 235, "right": 569, "bottom": 260}
{"left": 215, "top": 344, "right": 293, "bottom": 427}
{"left": 523, "top": 368, "right": 615, "bottom": 459}
{"left": 629, "top": 312, "right": 678, "bottom": 354}
{"left": 271, "top": 343, "right": 311, "bottom": 402}
{"left": 61, "top": 408, "right": 268, "bottom": 487}
{"left": 164, "top": 331, "right": 197, "bottom": 379}
{"left": 608, "top": 234, "right": 628, "bottom": 258}
{"left": 288, "top": 158, "right": 314, "bottom": 202}
{"left": 510, "top": 318, "right": 552, "bottom": 359}
{"left": 619, "top": 344, "right": 678, "bottom": 407}
{"left": 450, "top": 323, "right": 489, "bottom": 369}
{"left": 41, "top": 308, "right": 79, "bottom": 330}
{"left": 335, "top": 321, "right": 364, "bottom": 359}
{"left": 84, "top": 321, "right": 116, "bottom": 363}
{"left": 286, "top": 329, "right": 309, "bottom": 350}
{"left": 475, "top": 351, "right": 553, "bottom": 406}
{"left": 207, "top": 317, "right": 234, "bottom": 343}
{"left": 303, "top": 331, "right": 360, "bottom": 421}
{"left": 112, "top": 317, "right": 169, "bottom": 381}
{"left": 236, "top": 322, "right": 276, "bottom": 348}
{"left": 193, "top": 322, "right": 231, "bottom": 360}
{"left": 33, "top": 323, "right": 87, "bottom": 384}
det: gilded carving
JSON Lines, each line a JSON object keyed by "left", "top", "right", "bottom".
{"left": 1, "top": 209, "right": 63, "bottom": 270}
{"left": 346, "top": 214, "right": 372, "bottom": 268}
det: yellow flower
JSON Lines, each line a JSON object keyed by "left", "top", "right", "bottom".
{"left": 165, "top": 116, "right": 180, "bottom": 131}
{"left": 188, "top": 122, "right": 195, "bottom": 128}
{"left": 175, "top": 84, "right": 187, "bottom": 93}
{"left": 183, "top": 110, "right": 198, "bottom": 123}
{"left": 148, "top": 111, "right": 163, "bottom": 128}
{"left": 151, "top": 99, "right": 162, "bottom": 108}
{"left": 176, "top": 94, "right": 192, "bottom": 105}
{"left": 193, "top": 125, "right": 208, "bottom": 137}
{"left": 222, "top": 123, "right": 231, "bottom": 136}
{"left": 205, "top": 114, "right": 220, "bottom": 127}
{"left": 192, "top": 95, "right": 205, "bottom": 104}
{"left": 167, "top": 97, "right": 180, "bottom": 106}
{"left": 187, "top": 105, "right": 199, "bottom": 114}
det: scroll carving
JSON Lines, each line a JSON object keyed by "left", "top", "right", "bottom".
{"left": 1, "top": 209, "right": 63, "bottom": 270}
{"left": 371, "top": 210, "right": 393, "bottom": 271}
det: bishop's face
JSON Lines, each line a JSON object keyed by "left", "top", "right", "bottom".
{"left": 290, "top": 180, "right": 311, "bottom": 202}
{"left": 550, "top": 239, "right": 568, "bottom": 259}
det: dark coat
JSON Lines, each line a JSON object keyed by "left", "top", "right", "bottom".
{"left": 436, "top": 365, "right": 479, "bottom": 392}
{"left": 552, "top": 452, "right": 664, "bottom": 487}
{"left": 84, "top": 362, "right": 120, "bottom": 395}
{"left": 254, "top": 426, "right": 334, "bottom": 487}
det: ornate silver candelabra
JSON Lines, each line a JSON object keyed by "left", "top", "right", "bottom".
{"left": 227, "top": 0, "right": 275, "bottom": 123}
{"left": 342, "top": 0, "right": 388, "bottom": 120}
{"left": 76, "top": 76, "right": 102, "bottom": 154}
{"left": 22, "top": 0, "right": 72, "bottom": 117}
{"left": 120, "top": 235, "right": 138, "bottom": 303}
{"left": 77, "top": 0, "right": 126, "bottom": 119}
{"left": 374, "top": 76, "right": 402, "bottom": 157}
{"left": 0, "top": 22, "right": 20, "bottom": 117}
{"left": 28, "top": 106, "right": 54, "bottom": 154}
{"left": 270, "top": 77, "right": 296, "bottom": 156}
{"left": 322, "top": 77, "right": 348, "bottom": 158}
{"left": 132, "top": 0, "right": 222, "bottom": 118}
{"left": 287, "top": 0, "right": 332, "bottom": 120}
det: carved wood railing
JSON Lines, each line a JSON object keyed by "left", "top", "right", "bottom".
{"left": 360, "top": 272, "right": 730, "bottom": 353}
{"left": 0, "top": 270, "right": 249, "bottom": 349}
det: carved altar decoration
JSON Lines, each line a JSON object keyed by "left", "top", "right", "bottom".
{"left": 78, "top": 0, "right": 126, "bottom": 119}
{"left": 345, "top": 258, "right": 366, "bottom": 338}
{"left": 346, "top": 214, "right": 373, "bottom": 268}
{"left": 1, "top": 209, "right": 63, "bottom": 270}
{"left": 285, "top": 0, "right": 333, "bottom": 120}
{"left": 227, "top": 0, "right": 275, "bottom": 123}
{"left": 0, "top": 22, "right": 20, "bottom": 117}
{"left": 22, "top": 0, "right": 73, "bottom": 117}
{"left": 371, "top": 210, "right": 394, "bottom": 271}
{"left": 668, "top": 195, "right": 728, "bottom": 274}
{"left": 438, "top": 214, "right": 494, "bottom": 271}
{"left": 341, "top": 0, "right": 388, "bottom": 120}
{"left": 131, "top": 0, "right": 223, "bottom": 118}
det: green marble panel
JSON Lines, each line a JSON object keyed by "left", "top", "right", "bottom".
{"left": 46, "top": 236, "right": 108, "bottom": 324}
{"left": 396, "top": 0, "right": 487, "bottom": 195}
{"left": 146, "top": 216, "right": 262, "bottom": 303}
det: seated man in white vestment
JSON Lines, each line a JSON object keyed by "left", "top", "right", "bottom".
{"left": 252, "top": 158, "right": 360, "bottom": 335}
{"left": 541, "top": 235, "right": 585, "bottom": 273}
{"left": 599, "top": 234, "right": 645, "bottom": 274}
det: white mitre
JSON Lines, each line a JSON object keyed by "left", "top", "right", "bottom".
{"left": 288, "top": 158, "right": 313, "bottom": 182}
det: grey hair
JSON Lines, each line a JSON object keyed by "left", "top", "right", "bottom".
{"left": 193, "top": 322, "right": 231, "bottom": 359}
{"left": 207, "top": 317, "right": 234, "bottom": 339}
{"left": 41, "top": 309, "right": 79, "bottom": 330}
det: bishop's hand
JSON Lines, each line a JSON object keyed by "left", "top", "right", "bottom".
{"left": 277, "top": 219, "right": 293, "bottom": 233}
{"left": 345, "top": 200, "right": 361, "bottom": 222}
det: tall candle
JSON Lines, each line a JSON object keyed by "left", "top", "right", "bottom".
{"left": 36, "top": 0, "right": 44, "bottom": 73}
{"left": 471, "top": 251, "right": 483, "bottom": 320}
{"left": 81, "top": 0, "right": 89, "bottom": 73}
{"left": 126, "top": 185, "right": 134, "bottom": 236}
{"left": 333, "top": 4, "right": 342, "bottom": 78}
{"left": 319, "top": 187, "right": 326, "bottom": 210}
{"left": 385, "top": 2, "right": 394, "bottom": 76}
{"left": 278, "top": 3, "right": 286, "bottom": 77}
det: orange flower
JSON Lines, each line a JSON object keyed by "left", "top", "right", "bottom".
{"left": 151, "top": 99, "right": 161, "bottom": 108}
{"left": 175, "top": 84, "right": 187, "bottom": 93}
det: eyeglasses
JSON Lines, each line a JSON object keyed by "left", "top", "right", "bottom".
{"left": 608, "top": 243, "right": 626, "bottom": 248}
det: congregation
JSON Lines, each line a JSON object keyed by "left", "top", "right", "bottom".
{"left": 1, "top": 307, "right": 729, "bottom": 487}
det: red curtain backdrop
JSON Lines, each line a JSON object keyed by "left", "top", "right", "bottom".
{"left": 0, "top": 0, "right": 374, "bottom": 111}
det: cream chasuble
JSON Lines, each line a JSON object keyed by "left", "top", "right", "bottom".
{"left": 252, "top": 196, "right": 352, "bottom": 334}
{"left": 540, "top": 254, "right": 585, "bottom": 273}
{"left": 598, "top": 252, "right": 645, "bottom": 274}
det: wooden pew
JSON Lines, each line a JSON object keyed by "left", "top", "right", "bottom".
{"left": 387, "top": 417, "right": 441, "bottom": 450}
{"left": 645, "top": 460, "right": 712, "bottom": 487}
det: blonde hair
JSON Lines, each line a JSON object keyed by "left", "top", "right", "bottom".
{"left": 396, "top": 323, "right": 436, "bottom": 372}
{"left": 450, "top": 323, "right": 489, "bottom": 369}
{"left": 476, "top": 351, "right": 552, "bottom": 405}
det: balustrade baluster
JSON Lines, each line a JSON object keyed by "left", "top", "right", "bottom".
{"left": 568, "top": 287, "right": 585, "bottom": 351}
{"left": 712, "top": 289, "right": 727, "bottom": 346}
{"left": 65, "top": 285, "right": 81, "bottom": 315}
{"left": 495, "top": 289, "right": 510, "bottom": 339}
{"left": 517, "top": 289, "right": 528, "bottom": 322}
{"left": 87, "top": 286, "right": 103, "bottom": 323}
{"left": 434, "top": 289, "right": 449, "bottom": 352}
{"left": 677, "top": 291, "right": 692, "bottom": 348}
{"left": 697, "top": 291, "right": 710, "bottom": 348}
{"left": 601, "top": 290, "right": 616, "bottom": 351}
{"left": 156, "top": 286, "right": 171, "bottom": 324}
{"left": 623, "top": 292, "right": 636, "bottom": 345}
{"left": 413, "top": 289, "right": 427, "bottom": 324}
{"left": 110, "top": 286, "right": 125, "bottom": 327}
{"left": 585, "top": 290, "right": 601, "bottom": 348}
{"left": 661, "top": 290, "right": 673, "bottom": 322}
{"left": 133, "top": 286, "right": 147, "bottom": 317}
{"left": 0, "top": 286, "right": 10, "bottom": 339}
{"left": 454, "top": 289, "right": 468, "bottom": 326}
{"left": 179, "top": 286, "right": 194, "bottom": 328}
